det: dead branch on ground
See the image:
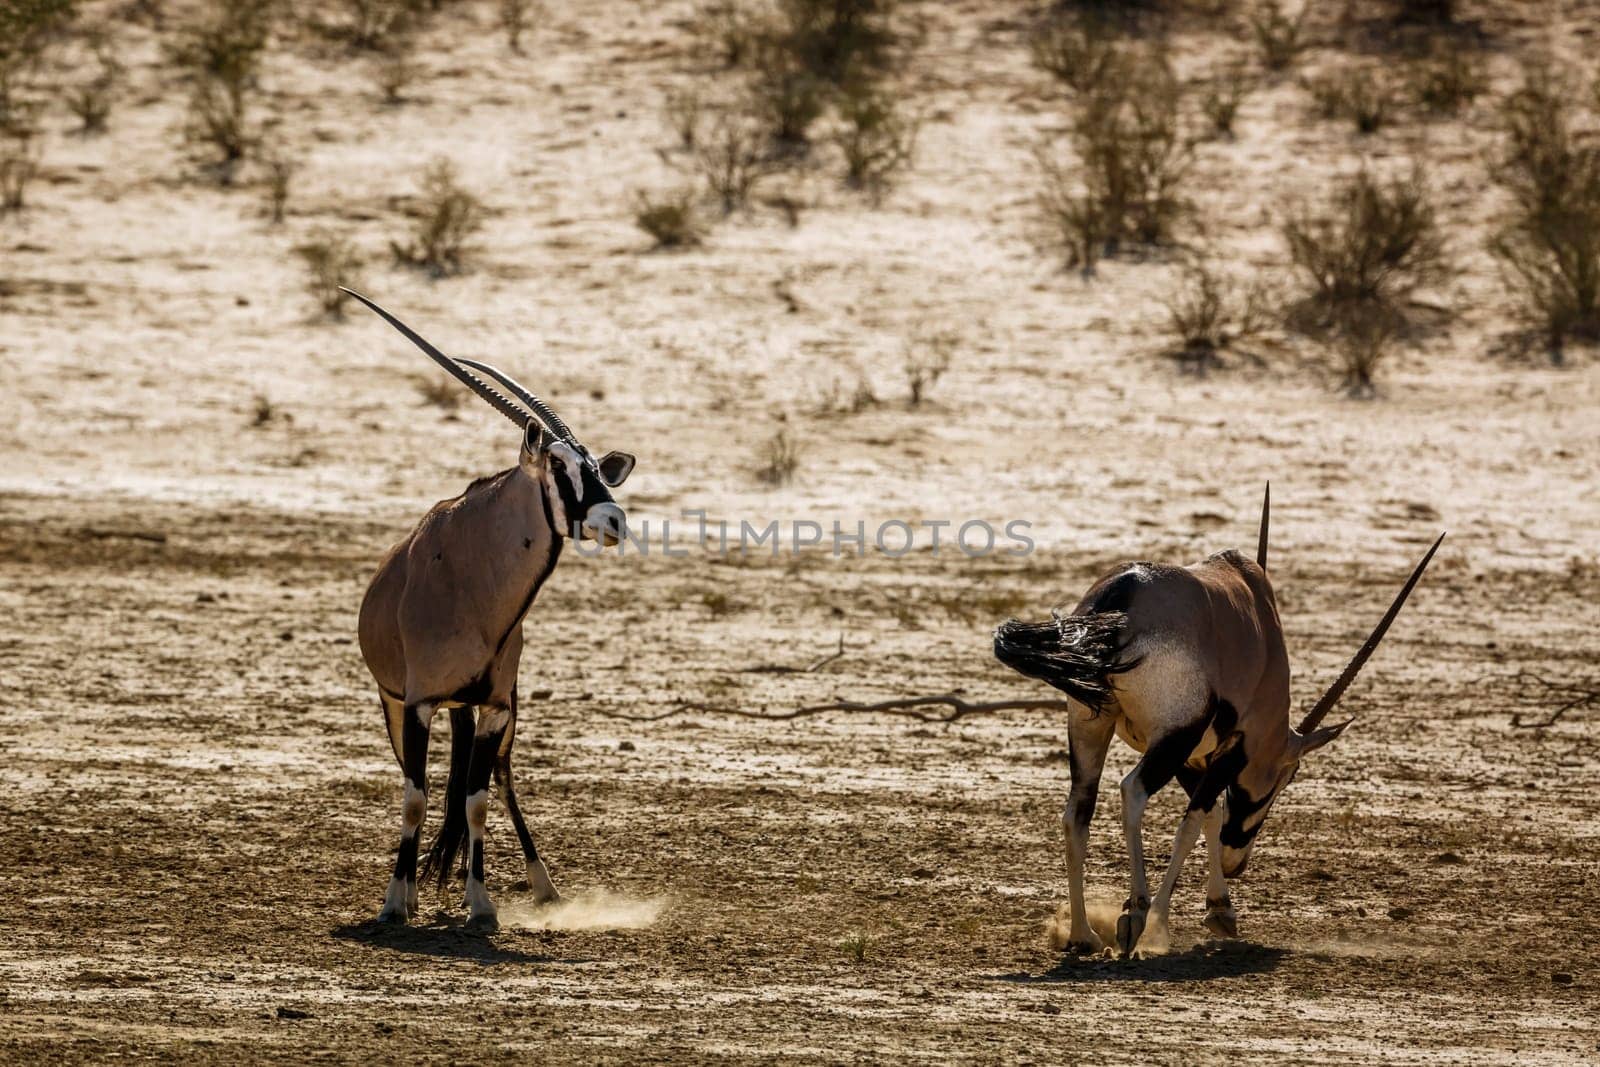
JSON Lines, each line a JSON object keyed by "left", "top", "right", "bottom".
{"left": 595, "top": 690, "right": 1074, "bottom": 725}
{"left": 1509, "top": 670, "right": 1600, "bottom": 729}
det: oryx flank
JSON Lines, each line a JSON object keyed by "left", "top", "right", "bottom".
{"left": 994, "top": 487, "right": 1443, "bottom": 956}
{"left": 349, "top": 289, "right": 636, "bottom": 927}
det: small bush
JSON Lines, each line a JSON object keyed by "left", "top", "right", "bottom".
{"left": 755, "top": 427, "right": 802, "bottom": 486}
{"left": 835, "top": 85, "right": 916, "bottom": 201}
{"left": 1283, "top": 168, "right": 1444, "bottom": 315}
{"left": 0, "top": 130, "right": 41, "bottom": 213}
{"left": 391, "top": 159, "right": 485, "bottom": 277}
{"left": 695, "top": 113, "right": 773, "bottom": 214}
{"left": 1162, "top": 261, "right": 1270, "bottom": 372}
{"left": 1328, "top": 302, "right": 1402, "bottom": 397}
{"left": 839, "top": 930, "right": 872, "bottom": 963}
{"left": 1030, "top": 12, "right": 1125, "bottom": 95}
{"left": 176, "top": 0, "right": 270, "bottom": 183}
{"left": 1407, "top": 43, "right": 1485, "bottom": 114}
{"left": 340, "top": 0, "right": 413, "bottom": 50}
{"left": 777, "top": 0, "right": 899, "bottom": 89}
{"left": 262, "top": 149, "right": 294, "bottom": 224}
{"left": 695, "top": 1, "right": 757, "bottom": 68}
{"left": 634, "top": 187, "right": 704, "bottom": 247}
{"left": 295, "top": 232, "right": 364, "bottom": 318}
{"left": 1489, "top": 66, "right": 1600, "bottom": 354}
{"left": 499, "top": 0, "right": 537, "bottom": 53}
{"left": 1037, "top": 54, "right": 1191, "bottom": 267}
{"left": 414, "top": 374, "right": 462, "bottom": 410}
{"left": 902, "top": 330, "right": 954, "bottom": 407}
{"left": 747, "top": 44, "right": 827, "bottom": 148}
{"left": 0, "top": 0, "right": 75, "bottom": 127}
{"left": 66, "top": 35, "right": 119, "bottom": 135}
{"left": 1201, "top": 61, "right": 1251, "bottom": 138}
{"left": 1392, "top": 0, "right": 1453, "bottom": 22}
{"left": 374, "top": 51, "right": 419, "bottom": 105}
{"left": 1250, "top": 0, "right": 1305, "bottom": 73}
{"left": 664, "top": 88, "right": 703, "bottom": 149}
{"left": 1305, "top": 67, "right": 1396, "bottom": 134}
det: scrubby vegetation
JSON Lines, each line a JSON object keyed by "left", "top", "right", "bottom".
{"left": 296, "top": 233, "right": 365, "bottom": 319}
{"left": 1163, "top": 262, "right": 1270, "bottom": 373}
{"left": 175, "top": 0, "right": 272, "bottom": 183}
{"left": 1036, "top": 49, "right": 1192, "bottom": 270}
{"left": 634, "top": 187, "right": 705, "bottom": 247}
{"left": 391, "top": 159, "right": 485, "bottom": 276}
{"left": 1489, "top": 66, "right": 1600, "bottom": 357}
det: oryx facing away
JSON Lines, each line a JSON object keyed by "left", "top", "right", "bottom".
{"left": 348, "top": 290, "right": 636, "bottom": 927}
{"left": 994, "top": 488, "right": 1443, "bottom": 957}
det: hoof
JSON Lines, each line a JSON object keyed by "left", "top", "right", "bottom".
{"left": 376, "top": 906, "right": 408, "bottom": 925}
{"left": 1204, "top": 908, "right": 1239, "bottom": 939}
{"left": 1116, "top": 911, "right": 1146, "bottom": 958}
{"left": 1065, "top": 936, "right": 1103, "bottom": 956}
{"left": 465, "top": 911, "right": 499, "bottom": 932}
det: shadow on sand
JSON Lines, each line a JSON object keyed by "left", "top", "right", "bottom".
{"left": 990, "top": 940, "right": 1289, "bottom": 985}
{"left": 331, "top": 916, "right": 594, "bottom": 966}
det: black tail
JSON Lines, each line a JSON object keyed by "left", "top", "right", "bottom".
{"left": 419, "top": 707, "right": 473, "bottom": 889}
{"left": 993, "top": 612, "right": 1139, "bottom": 714}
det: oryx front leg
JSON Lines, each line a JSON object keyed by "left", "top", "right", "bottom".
{"left": 1202, "top": 804, "right": 1238, "bottom": 938}
{"left": 1059, "top": 710, "right": 1114, "bottom": 954}
{"left": 463, "top": 704, "right": 512, "bottom": 928}
{"left": 379, "top": 701, "right": 435, "bottom": 924}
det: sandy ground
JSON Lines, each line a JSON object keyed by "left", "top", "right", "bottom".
{"left": 2, "top": 0, "right": 1598, "bottom": 1062}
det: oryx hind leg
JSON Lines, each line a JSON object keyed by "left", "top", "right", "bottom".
{"left": 462, "top": 703, "right": 512, "bottom": 927}
{"left": 420, "top": 707, "right": 474, "bottom": 890}
{"left": 378, "top": 699, "right": 435, "bottom": 924}
{"left": 1058, "top": 708, "right": 1115, "bottom": 954}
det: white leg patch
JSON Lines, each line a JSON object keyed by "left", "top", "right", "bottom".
{"left": 379, "top": 874, "right": 410, "bottom": 923}
{"left": 464, "top": 789, "right": 496, "bottom": 921}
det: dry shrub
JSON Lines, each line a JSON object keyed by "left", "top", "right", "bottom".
{"left": 391, "top": 159, "right": 485, "bottom": 276}
{"left": 66, "top": 34, "right": 119, "bottom": 135}
{"left": 755, "top": 427, "right": 802, "bottom": 486}
{"left": 746, "top": 41, "right": 827, "bottom": 148}
{"left": 902, "top": 329, "right": 954, "bottom": 407}
{"left": 1029, "top": 11, "right": 1125, "bottom": 95}
{"left": 176, "top": 0, "right": 270, "bottom": 183}
{"left": 1037, "top": 52, "right": 1192, "bottom": 269}
{"left": 694, "top": 1, "right": 758, "bottom": 68}
{"left": 1201, "top": 61, "right": 1252, "bottom": 138}
{"left": 374, "top": 51, "right": 419, "bottom": 104}
{"left": 339, "top": 0, "right": 414, "bottom": 50}
{"left": 295, "top": 232, "right": 364, "bottom": 318}
{"left": 835, "top": 84, "right": 915, "bottom": 200}
{"left": 1305, "top": 66, "right": 1395, "bottom": 134}
{"left": 634, "top": 187, "right": 704, "bottom": 248}
{"left": 414, "top": 374, "right": 462, "bottom": 410}
{"left": 1406, "top": 42, "right": 1485, "bottom": 114}
{"left": 1249, "top": 0, "right": 1304, "bottom": 73}
{"left": 695, "top": 113, "right": 774, "bottom": 213}
{"left": 1489, "top": 65, "right": 1600, "bottom": 355}
{"left": 499, "top": 0, "right": 537, "bottom": 53}
{"left": 1283, "top": 168, "right": 1443, "bottom": 315}
{"left": 1163, "top": 261, "right": 1270, "bottom": 372}
{"left": 1392, "top": 0, "right": 1453, "bottom": 22}
{"left": 776, "top": 0, "right": 899, "bottom": 89}
{"left": 0, "top": 130, "right": 41, "bottom": 213}
{"left": 261, "top": 149, "right": 294, "bottom": 224}
{"left": 0, "top": 0, "right": 75, "bottom": 127}
{"left": 664, "top": 88, "right": 703, "bottom": 149}
{"left": 1329, "top": 302, "right": 1402, "bottom": 397}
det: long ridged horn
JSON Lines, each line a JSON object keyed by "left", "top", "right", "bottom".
{"left": 1297, "top": 532, "right": 1446, "bottom": 734}
{"left": 342, "top": 288, "right": 532, "bottom": 432}
{"left": 1257, "top": 482, "right": 1270, "bottom": 571}
{"left": 454, "top": 357, "right": 576, "bottom": 445}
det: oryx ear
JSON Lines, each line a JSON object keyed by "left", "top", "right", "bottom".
{"left": 1297, "top": 716, "right": 1354, "bottom": 756}
{"left": 520, "top": 423, "right": 549, "bottom": 467}
{"left": 597, "top": 451, "right": 636, "bottom": 487}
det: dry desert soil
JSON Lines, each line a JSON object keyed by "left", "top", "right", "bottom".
{"left": 2, "top": 0, "right": 1598, "bottom": 1062}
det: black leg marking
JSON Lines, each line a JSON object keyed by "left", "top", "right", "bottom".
{"left": 1136, "top": 713, "right": 1212, "bottom": 798}
{"left": 397, "top": 703, "right": 432, "bottom": 887}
